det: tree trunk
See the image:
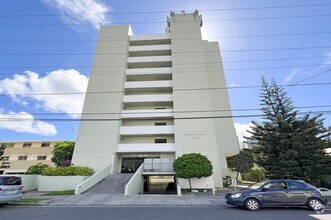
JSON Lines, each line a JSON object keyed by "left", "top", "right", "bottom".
{"left": 188, "top": 178, "right": 192, "bottom": 191}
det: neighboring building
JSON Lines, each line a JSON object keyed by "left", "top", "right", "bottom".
{"left": 72, "top": 11, "right": 239, "bottom": 188}
{"left": 239, "top": 139, "right": 258, "bottom": 149}
{"left": 0, "top": 141, "right": 59, "bottom": 174}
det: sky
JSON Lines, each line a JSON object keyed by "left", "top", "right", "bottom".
{"left": 0, "top": 0, "right": 331, "bottom": 142}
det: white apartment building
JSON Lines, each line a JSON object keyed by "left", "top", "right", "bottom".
{"left": 72, "top": 11, "right": 239, "bottom": 189}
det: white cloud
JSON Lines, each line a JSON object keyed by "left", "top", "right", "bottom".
{"left": 0, "top": 108, "right": 57, "bottom": 136}
{"left": 42, "top": 0, "right": 109, "bottom": 29}
{"left": 234, "top": 122, "right": 253, "bottom": 142}
{"left": 284, "top": 68, "right": 300, "bottom": 82}
{"left": 0, "top": 69, "right": 88, "bottom": 118}
{"left": 230, "top": 83, "right": 240, "bottom": 87}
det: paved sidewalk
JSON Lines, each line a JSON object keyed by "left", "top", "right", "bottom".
{"left": 39, "top": 194, "right": 226, "bottom": 206}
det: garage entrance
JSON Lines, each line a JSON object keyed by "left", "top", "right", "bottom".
{"left": 121, "top": 157, "right": 144, "bottom": 173}
{"left": 143, "top": 175, "right": 176, "bottom": 194}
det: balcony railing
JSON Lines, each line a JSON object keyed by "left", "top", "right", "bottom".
{"left": 143, "top": 158, "right": 174, "bottom": 173}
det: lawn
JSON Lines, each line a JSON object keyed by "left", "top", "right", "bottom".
{"left": 44, "top": 190, "right": 75, "bottom": 195}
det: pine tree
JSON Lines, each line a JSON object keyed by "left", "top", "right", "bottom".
{"left": 248, "top": 78, "right": 331, "bottom": 185}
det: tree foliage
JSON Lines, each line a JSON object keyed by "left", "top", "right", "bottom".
{"left": 173, "top": 153, "right": 213, "bottom": 190}
{"left": 51, "top": 141, "right": 75, "bottom": 167}
{"left": 26, "top": 163, "right": 50, "bottom": 175}
{"left": 0, "top": 144, "right": 11, "bottom": 160}
{"left": 227, "top": 149, "right": 254, "bottom": 180}
{"left": 248, "top": 78, "right": 331, "bottom": 185}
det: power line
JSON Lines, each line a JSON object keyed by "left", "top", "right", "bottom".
{"left": 1, "top": 31, "right": 331, "bottom": 42}
{"left": 295, "top": 68, "right": 331, "bottom": 83}
{"left": 0, "top": 110, "right": 330, "bottom": 122}
{"left": 1, "top": 82, "right": 330, "bottom": 97}
{"left": 2, "top": 45, "right": 331, "bottom": 55}
{"left": 1, "top": 3, "right": 331, "bottom": 17}
{"left": 1, "top": 63, "right": 331, "bottom": 71}
{"left": 2, "top": 14, "right": 331, "bottom": 27}
{"left": 3, "top": 105, "right": 331, "bottom": 116}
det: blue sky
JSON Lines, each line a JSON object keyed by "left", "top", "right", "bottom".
{"left": 0, "top": 0, "right": 331, "bottom": 142}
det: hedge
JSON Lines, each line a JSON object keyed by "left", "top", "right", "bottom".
{"left": 42, "top": 166, "right": 94, "bottom": 176}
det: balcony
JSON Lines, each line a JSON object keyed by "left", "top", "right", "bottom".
{"left": 127, "top": 56, "right": 172, "bottom": 68}
{"left": 129, "top": 45, "right": 171, "bottom": 57}
{"left": 130, "top": 34, "right": 171, "bottom": 46}
{"left": 143, "top": 158, "right": 174, "bottom": 174}
{"left": 125, "top": 80, "right": 172, "bottom": 93}
{"left": 119, "top": 125, "right": 174, "bottom": 136}
{"left": 123, "top": 94, "right": 173, "bottom": 107}
{"left": 126, "top": 67, "right": 172, "bottom": 81}
{"left": 121, "top": 109, "right": 174, "bottom": 119}
{"left": 117, "top": 143, "right": 175, "bottom": 153}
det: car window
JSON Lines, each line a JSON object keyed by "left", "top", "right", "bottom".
{"left": 0, "top": 177, "right": 22, "bottom": 185}
{"left": 288, "top": 181, "right": 306, "bottom": 189}
{"left": 247, "top": 180, "right": 268, "bottom": 190}
{"left": 265, "top": 181, "right": 288, "bottom": 190}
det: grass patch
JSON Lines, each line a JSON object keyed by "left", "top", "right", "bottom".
{"left": 15, "top": 198, "right": 51, "bottom": 204}
{"left": 44, "top": 190, "right": 75, "bottom": 195}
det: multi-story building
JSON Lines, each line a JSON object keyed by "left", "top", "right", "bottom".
{"left": 72, "top": 11, "right": 239, "bottom": 189}
{"left": 0, "top": 141, "right": 59, "bottom": 174}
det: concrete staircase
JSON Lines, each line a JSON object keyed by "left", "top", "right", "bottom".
{"left": 84, "top": 173, "right": 134, "bottom": 194}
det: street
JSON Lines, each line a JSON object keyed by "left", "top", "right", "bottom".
{"left": 0, "top": 206, "right": 329, "bottom": 220}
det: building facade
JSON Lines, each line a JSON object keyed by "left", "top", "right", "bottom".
{"left": 72, "top": 11, "right": 239, "bottom": 187}
{"left": 0, "top": 141, "right": 59, "bottom": 174}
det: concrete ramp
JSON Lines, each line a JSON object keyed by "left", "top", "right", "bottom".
{"left": 84, "top": 173, "right": 134, "bottom": 194}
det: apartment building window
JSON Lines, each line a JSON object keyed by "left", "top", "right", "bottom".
{"left": 37, "top": 156, "right": 47, "bottom": 160}
{"left": 18, "top": 156, "right": 28, "bottom": 160}
{"left": 155, "top": 139, "right": 167, "bottom": 144}
{"left": 41, "top": 142, "right": 50, "bottom": 148}
{"left": 155, "top": 122, "right": 166, "bottom": 126}
{"left": 22, "top": 143, "right": 32, "bottom": 148}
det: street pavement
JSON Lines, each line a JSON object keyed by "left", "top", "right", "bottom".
{"left": 0, "top": 206, "right": 330, "bottom": 220}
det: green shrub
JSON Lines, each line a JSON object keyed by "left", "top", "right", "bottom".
{"left": 242, "top": 168, "right": 265, "bottom": 182}
{"left": 42, "top": 166, "right": 94, "bottom": 176}
{"left": 26, "top": 163, "right": 50, "bottom": 175}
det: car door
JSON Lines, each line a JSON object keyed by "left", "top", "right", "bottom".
{"left": 260, "top": 181, "right": 292, "bottom": 206}
{"left": 286, "top": 181, "right": 309, "bottom": 204}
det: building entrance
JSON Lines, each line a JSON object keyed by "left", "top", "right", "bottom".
{"left": 121, "top": 157, "right": 144, "bottom": 173}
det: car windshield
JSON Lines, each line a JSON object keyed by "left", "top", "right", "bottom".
{"left": 246, "top": 181, "right": 268, "bottom": 190}
{"left": 0, "top": 177, "right": 22, "bottom": 185}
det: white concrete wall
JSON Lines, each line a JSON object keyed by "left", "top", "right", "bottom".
{"left": 170, "top": 12, "right": 239, "bottom": 187}
{"left": 124, "top": 164, "right": 143, "bottom": 195}
{"left": 72, "top": 25, "right": 131, "bottom": 172}
{"left": 178, "top": 176, "right": 214, "bottom": 189}
{"left": 21, "top": 175, "right": 40, "bottom": 192}
{"left": 38, "top": 176, "right": 89, "bottom": 192}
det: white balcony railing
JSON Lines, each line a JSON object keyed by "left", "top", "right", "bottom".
{"left": 120, "top": 125, "right": 174, "bottom": 136}
{"left": 143, "top": 158, "right": 174, "bottom": 173}
{"left": 127, "top": 56, "right": 172, "bottom": 64}
{"left": 121, "top": 109, "right": 174, "bottom": 119}
{"left": 126, "top": 67, "right": 172, "bottom": 76}
{"left": 123, "top": 94, "right": 173, "bottom": 103}
{"left": 117, "top": 143, "right": 175, "bottom": 153}
{"left": 125, "top": 80, "right": 172, "bottom": 90}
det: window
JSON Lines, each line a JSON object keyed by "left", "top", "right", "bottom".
{"left": 265, "top": 181, "right": 288, "bottom": 190}
{"left": 41, "top": 142, "right": 50, "bottom": 148}
{"left": 37, "top": 156, "right": 47, "bottom": 160}
{"left": 155, "top": 139, "right": 167, "bottom": 144}
{"left": 22, "top": 143, "right": 32, "bottom": 148}
{"left": 18, "top": 156, "right": 27, "bottom": 160}
{"left": 155, "top": 122, "right": 167, "bottom": 126}
{"left": 0, "top": 176, "right": 22, "bottom": 185}
{"left": 288, "top": 181, "right": 306, "bottom": 189}
{"left": 2, "top": 156, "right": 9, "bottom": 161}
{"left": 155, "top": 107, "right": 166, "bottom": 110}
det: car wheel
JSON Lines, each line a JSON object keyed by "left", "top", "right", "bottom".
{"left": 244, "top": 198, "right": 260, "bottom": 211}
{"left": 123, "top": 169, "right": 128, "bottom": 173}
{"left": 307, "top": 198, "right": 323, "bottom": 211}
{"left": 0, "top": 203, "right": 8, "bottom": 207}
